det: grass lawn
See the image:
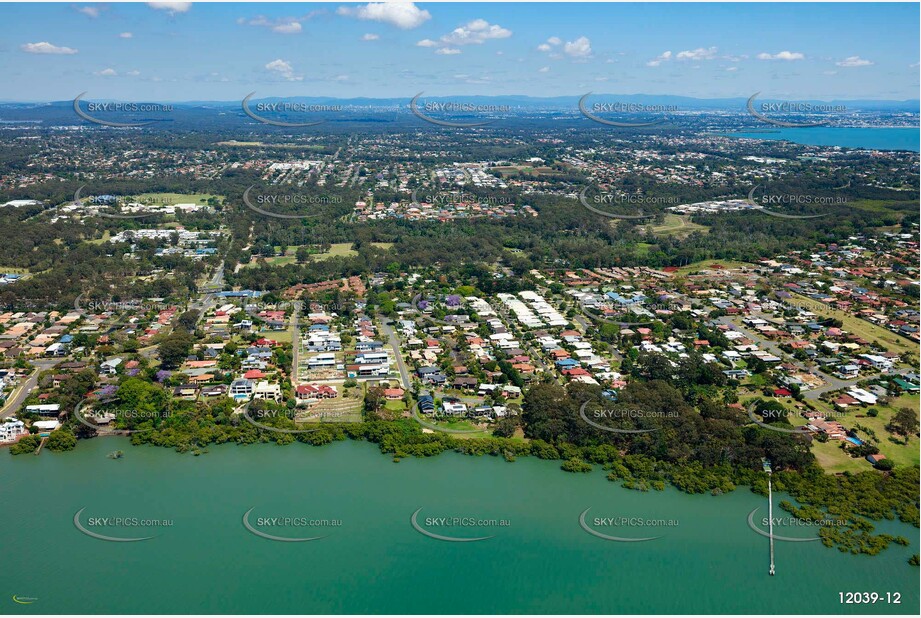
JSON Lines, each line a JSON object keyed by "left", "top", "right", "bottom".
{"left": 370, "top": 242, "right": 394, "bottom": 250}
{"left": 633, "top": 242, "right": 654, "bottom": 257}
{"left": 811, "top": 441, "right": 872, "bottom": 474}
{"left": 649, "top": 214, "right": 709, "bottom": 238}
{"left": 134, "top": 192, "right": 222, "bottom": 206}
{"left": 311, "top": 243, "right": 358, "bottom": 261}
{"left": 384, "top": 400, "right": 406, "bottom": 412}
{"left": 789, "top": 292, "right": 917, "bottom": 357}
{"left": 259, "top": 330, "right": 292, "bottom": 344}
{"left": 0, "top": 266, "right": 30, "bottom": 274}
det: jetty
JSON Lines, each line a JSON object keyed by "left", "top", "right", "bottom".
{"left": 763, "top": 458, "right": 775, "bottom": 576}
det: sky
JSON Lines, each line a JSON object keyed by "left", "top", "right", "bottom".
{"left": 0, "top": 2, "right": 918, "bottom": 102}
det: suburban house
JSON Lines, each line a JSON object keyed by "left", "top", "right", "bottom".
{"left": 253, "top": 381, "right": 282, "bottom": 402}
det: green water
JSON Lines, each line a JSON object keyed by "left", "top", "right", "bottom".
{"left": 1, "top": 438, "right": 918, "bottom": 614}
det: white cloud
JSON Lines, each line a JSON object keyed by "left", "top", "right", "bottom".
{"left": 240, "top": 16, "right": 304, "bottom": 34}
{"left": 95, "top": 68, "right": 117, "bottom": 76}
{"left": 725, "top": 66, "right": 738, "bottom": 72}
{"left": 416, "top": 39, "right": 437, "bottom": 47}
{"left": 265, "top": 58, "right": 303, "bottom": 81}
{"left": 646, "top": 51, "right": 672, "bottom": 67}
{"left": 823, "top": 70, "right": 838, "bottom": 76}
{"left": 77, "top": 6, "right": 102, "bottom": 18}
{"left": 361, "top": 33, "right": 379, "bottom": 41}
{"left": 538, "top": 66, "right": 550, "bottom": 73}
{"left": 676, "top": 47, "right": 717, "bottom": 61}
{"left": 126, "top": 70, "right": 141, "bottom": 76}
{"left": 563, "top": 36, "right": 592, "bottom": 58}
{"left": 337, "top": 3, "right": 431, "bottom": 30}
{"left": 440, "top": 19, "right": 511, "bottom": 46}
{"left": 836, "top": 55, "right": 873, "bottom": 67}
{"left": 547, "top": 36, "right": 561, "bottom": 46}
{"left": 274, "top": 22, "right": 302, "bottom": 34}
{"left": 435, "top": 47, "right": 461, "bottom": 55}
{"left": 756, "top": 51, "right": 804, "bottom": 61}
{"left": 119, "top": 32, "right": 133, "bottom": 39}
{"left": 333, "top": 74, "right": 349, "bottom": 82}
{"left": 147, "top": 2, "right": 191, "bottom": 14}
{"left": 537, "top": 43, "right": 551, "bottom": 52}
{"left": 21, "top": 41, "right": 78, "bottom": 55}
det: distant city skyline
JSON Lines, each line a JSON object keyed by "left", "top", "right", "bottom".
{"left": 0, "top": 2, "right": 918, "bottom": 102}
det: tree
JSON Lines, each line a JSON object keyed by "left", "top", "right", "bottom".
{"left": 493, "top": 416, "right": 518, "bottom": 438}
{"left": 158, "top": 330, "right": 195, "bottom": 369}
{"left": 176, "top": 310, "right": 199, "bottom": 332}
{"left": 887, "top": 407, "right": 918, "bottom": 438}
{"left": 46, "top": 429, "right": 77, "bottom": 452}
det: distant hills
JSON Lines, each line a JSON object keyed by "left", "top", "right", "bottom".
{"left": 1, "top": 94, "right": 919, "bottom": 112}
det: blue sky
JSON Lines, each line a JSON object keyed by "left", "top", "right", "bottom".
{"left": 0, "top": 2, "right": 918, "bottom": 101}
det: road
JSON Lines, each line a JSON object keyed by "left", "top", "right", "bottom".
{"left": 1, "top": 359, "right": 63, "bottom": 419}
{"left": 191, "top": 262, "right": 225, "bottom": 320}
{"left": 290, "top": 301, "right": 302, "bottom": 387}
{"left": 379, "top": 319, "right": 411, "bottom": 389}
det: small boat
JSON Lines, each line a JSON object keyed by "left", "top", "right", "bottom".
{"left": 107, "top": 450, "right": 124, "bottom": 459}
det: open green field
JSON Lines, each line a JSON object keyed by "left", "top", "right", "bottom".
{"left": 134, "top": 192, "right": 222, "bottom": 206}
{"left": 811, "top": 441, "right": 872, "bottom": 474}
{"left": 258, "top": 329, "right": 292, "bottom": 344}
{"left": 790, "top": 292, "right": 917, "bottom": 357}
{"left": 0, "top": 266, "right": 30, "bottom": 274}
{"left": 311, "top": 243, "right": 358, "bottom": 261}
{"left": 492, "top": 165, "right": 562, "bottom": 178}
{"left": 848, "top": 198, "right": 919, "bottom": 213}
{"left": 216, "top": 141, "right": 326, "bottom": 151}
{"left": 649, "top": 214, "right": 709, "bottom": 238}
{"left": 247, "top": 242, "right": 392, "bottom": 269}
